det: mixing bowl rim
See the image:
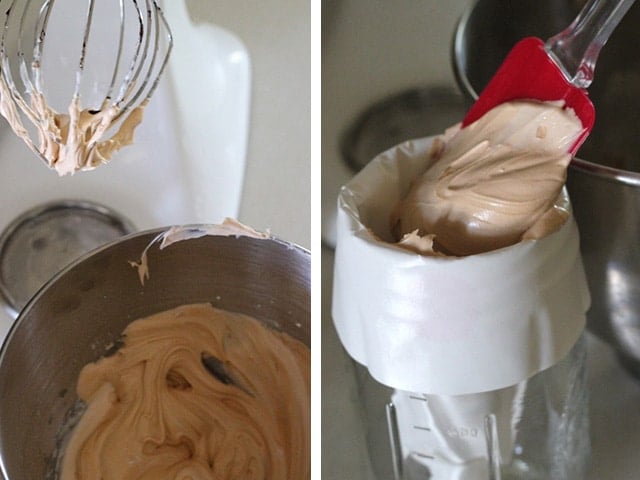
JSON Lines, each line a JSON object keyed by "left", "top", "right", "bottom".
{"left": 451, "top": 4, "right": 640, "bottom": 188}
{"left": 0, "top": 224, "right": 310, "bottom": 367}
{"left": 450, "top": 4, "right": 477, "bottom": 118}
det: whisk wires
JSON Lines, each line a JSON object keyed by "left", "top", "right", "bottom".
{"left": 0, "top": 0, "right": 173, "bottom": 174}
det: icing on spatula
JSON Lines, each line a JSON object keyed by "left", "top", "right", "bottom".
{"left": 462, "top": 0, "right": 636, "bottom": 155}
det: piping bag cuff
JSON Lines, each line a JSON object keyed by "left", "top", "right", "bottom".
{"left": 332, "top": 136, "right": 590, "bottom": 395}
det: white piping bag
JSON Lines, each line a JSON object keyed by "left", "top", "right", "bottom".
{"left": 332, "top": 136, "right": 590, "bottom": 475}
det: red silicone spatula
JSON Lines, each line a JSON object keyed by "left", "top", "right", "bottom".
{"left": 462, "top": 0, "right": 636, "bottom": 155}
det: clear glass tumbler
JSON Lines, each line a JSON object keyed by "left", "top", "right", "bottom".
{"left": 355, "top": 333, "right": 589, "bottom": 480}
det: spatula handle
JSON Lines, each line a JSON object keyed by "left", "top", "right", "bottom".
{"left": 546, "top": 0, "right": 636, "bottom": 89}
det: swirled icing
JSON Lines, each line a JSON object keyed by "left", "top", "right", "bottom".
{"left": 391, "top": 101, "right": 584, "bottom": 256}
{"left": 59, "top": 303, "right": 310, "bottom": 480}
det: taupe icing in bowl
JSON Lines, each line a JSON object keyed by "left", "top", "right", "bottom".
{"left": 0, "top": 227, "right": 310, "bottom": 479}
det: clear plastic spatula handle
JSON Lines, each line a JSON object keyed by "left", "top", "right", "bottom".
{"left": 546, "top": 0, "right": 636, "bottom": 89}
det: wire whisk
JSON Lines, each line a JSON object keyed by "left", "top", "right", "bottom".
{"left": 0, "top": 0, "right": 173, "bottom": 175}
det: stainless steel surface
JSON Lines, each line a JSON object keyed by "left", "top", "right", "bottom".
{"left": 0, "top": 200, "right": 135, "bottom": 317}
{"left": 452, "top": 0, "right": 640, "bottom": 375}
{"left": 0, "top": 230, "right": 310, "bottom": 480}
{"left": 566, "top": 167, "right": 640, "bottom": 374}
{"left": 0, "top": 0, "right": 172, "bottom": 166}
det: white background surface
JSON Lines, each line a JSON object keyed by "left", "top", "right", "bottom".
{"left": 322, "top": 0, "right": 640, "bottom": 479}
{"left": 189, "top": 0, "right": 311, "bottom": 250}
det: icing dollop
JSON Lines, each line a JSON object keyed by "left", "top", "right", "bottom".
{"left": 59, "top": 303, "right": 310, "bottom": 480}
{"left": 391, "top": 101, "right": 584, "bottom": 256}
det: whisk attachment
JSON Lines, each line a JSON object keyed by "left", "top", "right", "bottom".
{"left": 0, "top": 0, "right": 173, "bottom": 175}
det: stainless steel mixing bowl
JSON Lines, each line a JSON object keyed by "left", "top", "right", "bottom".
{"left": 0, "top": 228, "right": 310, "bottom": 480}
{"left": 452, "top": 0, "right": 640, "bottom": 375}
